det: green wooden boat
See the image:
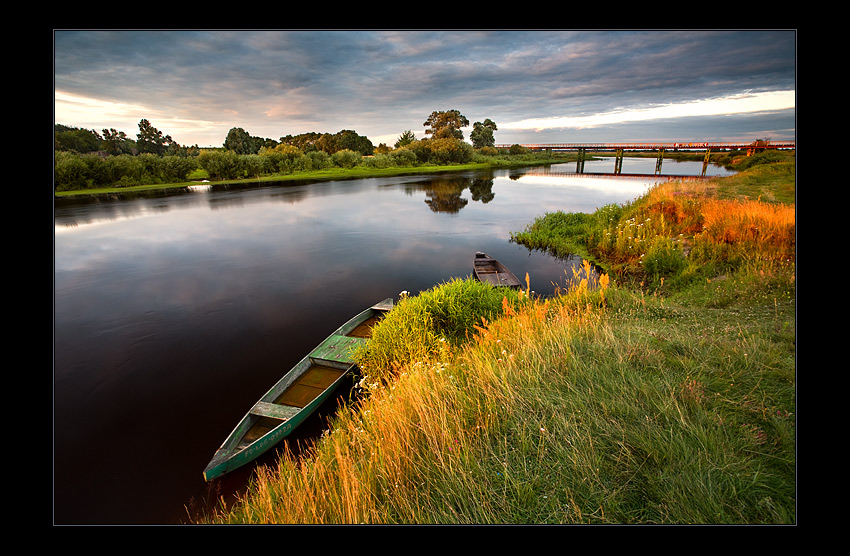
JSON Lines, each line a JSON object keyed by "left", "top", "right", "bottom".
{"left": 203, "top": 298, "right": 393, "bottom": 481}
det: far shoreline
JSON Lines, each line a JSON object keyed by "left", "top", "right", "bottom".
{"left": 52, "top": 153, "right": 590, "bottom": 199}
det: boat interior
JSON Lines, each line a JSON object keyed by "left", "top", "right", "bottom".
{"left": 237, "top": 308, "right": 388, "bottom": 450}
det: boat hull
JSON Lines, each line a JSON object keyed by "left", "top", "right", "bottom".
{"left": 473, "top": 252, "right": 522, "bottom": 288}
{"left": 203, "top": 299, "right": 393, "bottom": 481}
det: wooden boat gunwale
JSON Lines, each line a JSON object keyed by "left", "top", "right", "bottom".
{"left": 203, "top": 298, "right": 393, "bottom": 481}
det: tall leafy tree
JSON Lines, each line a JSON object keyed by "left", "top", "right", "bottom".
{"left": 335, "top": 129, "right": 374, "bottom": 156}
{"left": 423, "top": 110, "right": 469, "bottom": 140}
{"left": 224, "top": 127, "right": 254, "bottom": 154}
{"left": 253, "top": 136, "right": 279, "bottom": 151}
{"left": 280, "top": 132, "right": 323, "bottom": 152}
{"left": 470, "top": 119, "right": 498, "bottom": 149}
{"left": 102, "top": 128, "right": 135, "bottom": 155}
{"left": 137, "top": 119, "right": 171, "bottom": 155}
{"left": 54, "top": 124, "right": 102, "bottom": 153}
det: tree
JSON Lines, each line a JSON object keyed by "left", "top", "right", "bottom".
{"left": 280, "top": 132, "right": 323, "bottom": 152}
{"left": 102, "top": 128, "right": 135, "bottom": 155}
{"left": 224, "top": 127, "right": 254, "bottom": 155}
{"left": 54, "top": 125, "right": 102, "bottom": 153}
{"left": 136, "top": 119, "right": 170, "bottom": 155}
{"left": 470, "top": 119, "right": 498, "bottom": 149}
{"left": 423, "top": 110, "right": 469, "bottom": 140}
{"left": 253, "top": 136, "right": 279, "bottom": 151}
{"left": 335, "top": 130, "right": 374, "bottom": 156}
{"left": 395, "top": 130, "right": 416, "bottom": 148}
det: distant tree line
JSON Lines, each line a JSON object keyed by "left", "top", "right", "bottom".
{"left": 55, "top": 120, "right": 201, "bottom": 157}
{"left": 55, "top": 110, "right": 508, "bottom": 191}
{"left": 55, "top": 119, "right": 205, "bottom": 190}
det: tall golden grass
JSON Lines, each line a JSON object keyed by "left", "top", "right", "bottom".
{"left": 200, "top": 169, "right": 795, "bottom": 524}
{"left": 698, "top": 197, "right": 795, "bottom": 262}
{"left": 202, "top": 271, "right": 609, "bottom": 524}
{"left": 596, "top": 179, "right": 795, "bottom": 275}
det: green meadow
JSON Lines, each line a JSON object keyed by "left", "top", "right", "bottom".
{"left": 197, "top": 152, "right": 795, "bottom": 524}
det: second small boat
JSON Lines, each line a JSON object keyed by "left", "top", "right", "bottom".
{"left": 473, "top": 252, "right": 522, "bottom": 288}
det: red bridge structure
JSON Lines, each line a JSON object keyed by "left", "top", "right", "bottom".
{"left": 494, "top": 140, "right": 795, "bottom": 176}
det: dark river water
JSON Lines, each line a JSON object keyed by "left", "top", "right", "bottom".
{"left": 53, "top": 157, "right": 733, "bottom": 524}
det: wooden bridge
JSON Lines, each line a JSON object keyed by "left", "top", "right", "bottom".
{"left": 494, "top": 140, "right": 795, "bottom": 176}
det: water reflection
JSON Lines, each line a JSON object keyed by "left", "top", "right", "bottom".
{"left": 53, "top": 159, "right": 731, "bottom": 524}
{"left": 403, "top": 176, "right": 497, "bottom": 213}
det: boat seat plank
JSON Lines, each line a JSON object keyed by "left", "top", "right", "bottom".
{"left": 371, "top": 300, "right": 393, "bottom": 311}
{"left": 250, "top": 401, "right": 301, "bottom": 420}
{"left": 310, "top": 334, "right": 367, "bottom": 363}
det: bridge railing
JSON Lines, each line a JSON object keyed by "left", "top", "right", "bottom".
{"left": 492, "top": 140, "right": 794, "bottom": 177}
{"left": 493, "top": 141, "right": 795, "bottom": 151}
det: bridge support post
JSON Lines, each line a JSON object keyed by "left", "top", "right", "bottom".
{"left": 701, "top": 148, "right": 711, "bottom": 177}
{"left": 655, "top": 149, "right": 664, "bottom": 175}
{"left": 614, "top": 149, "right": 624, "bottom": 174}
{"left": 576, "top": 148, "right": 586, "bottom": 173}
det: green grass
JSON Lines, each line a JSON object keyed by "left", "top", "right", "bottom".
{"left": 195, "top": 156, "right": 795, "bottom": 525}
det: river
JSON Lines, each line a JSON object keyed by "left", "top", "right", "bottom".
{"left": 53, "top": 157, "right": 733, "bottom": 524}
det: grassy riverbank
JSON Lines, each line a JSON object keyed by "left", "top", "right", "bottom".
{"left": 54, "top": 152, "right": 572, "bottom": 198}
{"left": 53, "top": 163, "right": 487, "bottom": 197}
{"left": 196, "top": 156, "right": 795, "bottom": 525}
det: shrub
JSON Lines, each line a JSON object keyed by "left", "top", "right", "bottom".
{"left": 241, "top": 154, "right": 264, "bottom": 177}
{"left": 80, "top": 153, "right": 112, "bottom": 188}
{"left": 364, "top": 153, "right": 392, "bottom": 169}
{"left": 732, "top": 150, "right": 793, "bottom": 171}
{"left": 331, "top": 149, "right": 362, "bottom": 168}
{"left": 136, "top": 153, "right": 163, "bottom": 183}
{"left": 198, "top": 150, "right": 242, "bottom": 180}
{"left": 54, "top": 151, "right": 89, "bottom": 191}
{"left": 104, "top": 154, "right": 142, "bottom": 185}
{"left": 389, "top": 147, "right": 418, "bottom": 166}
{"left": 260, "top": 145, "right": 303, "bottom": 173}
{"left": 161, "top": 155, "right": 198, "bottom": 182}
{"left": 428, "top": 137, "right": 473, "bottom": 164}
{"left": 306, "top": 150, "right": 331, "bottom": 170}
{"left": 509, "top": 144, "right": 529, "bottom": 155}
{"left": 355, "top": 278, "right": 525, "bottom": 383}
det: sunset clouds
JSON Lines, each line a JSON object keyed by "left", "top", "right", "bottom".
{"left": 54, "top": 30, "right": 796, "bottom": 148}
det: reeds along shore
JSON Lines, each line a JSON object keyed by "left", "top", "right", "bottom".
{"left": 198, "top": 159, "right": 795, "bottom": 525}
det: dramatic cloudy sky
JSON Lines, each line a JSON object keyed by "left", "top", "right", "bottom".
{"left": 54, "top": 30, "right": 796, "bottom": 148}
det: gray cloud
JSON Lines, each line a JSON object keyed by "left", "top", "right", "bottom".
{"left": 54, "top": 30, "right": 796, "bottom": 147}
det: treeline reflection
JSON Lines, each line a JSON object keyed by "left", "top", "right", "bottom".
{"left": 403, "top": 176, "right": 496, "bottom": 214}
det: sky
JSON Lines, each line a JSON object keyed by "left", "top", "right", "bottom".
{"left": 53, "top": 30, "right": 796, "bottom": 149}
